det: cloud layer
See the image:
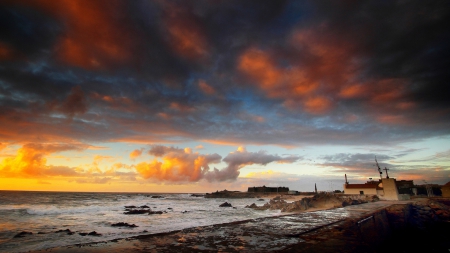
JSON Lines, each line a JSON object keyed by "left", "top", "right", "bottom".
{"left": 0, "top": 1, "right": 449, "bottom": 188}
{"left": 0, "top": 0, "right": 448, "bottom": 149}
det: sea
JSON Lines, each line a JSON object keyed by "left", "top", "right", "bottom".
{"left": 0, "top": 191, "right": 283, "bottom": 253}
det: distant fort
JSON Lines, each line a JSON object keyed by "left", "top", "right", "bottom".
{"left": 248, "top": 186, "right": 289, "bottom": 193}
{"left": 205, "top": 186, "right": 292, "bottom": 198}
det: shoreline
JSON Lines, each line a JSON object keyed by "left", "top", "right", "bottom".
{"left": 26, "top": 199, "right": 367, "bottom": 253}
{"left": 28, "top": 198, "right": 450, "bottom": 253}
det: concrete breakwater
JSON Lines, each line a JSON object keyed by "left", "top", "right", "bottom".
{"left": 282, "top": 198, "right": 450, "bottom": 252}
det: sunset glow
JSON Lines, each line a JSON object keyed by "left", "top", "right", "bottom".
{"left": 1, "top": 0, "right": 449, "bottom": 192}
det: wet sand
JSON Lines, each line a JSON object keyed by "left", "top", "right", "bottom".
{"left": 29, "top": 200, "right": 411, "bottom": 253}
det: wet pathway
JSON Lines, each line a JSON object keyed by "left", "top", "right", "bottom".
{"left": 34, "top": 200, "right": 412, "bottom": 252}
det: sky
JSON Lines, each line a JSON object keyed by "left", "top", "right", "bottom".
{"left": 0, "top": 0, "right": 449, "bottom": 193}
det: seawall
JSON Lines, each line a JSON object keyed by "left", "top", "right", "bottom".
{"left": 282, "top": 198, "right": 450, "bottom": 252}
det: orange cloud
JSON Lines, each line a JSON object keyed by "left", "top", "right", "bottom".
{"left": 371, "top": 79, "right": 406, "bottom": 103}
{"left": 11, "top": 0, "right": 133, "bottom": 69}
{"left": 198, "top": 80, "right": 216, "bottom": 95}
{"left": 129, "top": 148, "right": 143, "bottom": 159}
{"left": 376, "top": 115, "right": 409, "bottom": 125}
{"left": 238, "top": 47, "right": 333, "bottom": 114}
{"left": 303, "top": 96, "right": 332, "bottom": 114}
{"left": 169, "top": 102, "right": 195, "bottom": 112}
{"left": 157, "top": 112, "right": 172, "bottom": 120}
{"left": 164, "top": 6, "right": 208, "bottom": 61}
{"left": 338, "top": 85, "right": 366, "bottom": 99}
{"left": 136, "top": 145, "right": 301, "bottom": 183}
{"left": 136, "top": 147, "right": 221, "bottom": 182}
{"left": 0, "top": 143, "right": 84, "bottom": 177}
{"left": 91, "top": 92, "right": 139, "bottom": 113}
{"left": 238, "top": 48, "right": 282, "bottom": 90}
{"left": 236, "top": 27, "right": 369, "bottom": 114}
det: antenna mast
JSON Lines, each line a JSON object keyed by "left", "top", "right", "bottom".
{"left": 375, "top": 156, "right": 382, "bottom": 180}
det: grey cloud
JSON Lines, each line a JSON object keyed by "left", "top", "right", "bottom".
{"left": 205, "top": 149, "right": 302, "bottom": 182}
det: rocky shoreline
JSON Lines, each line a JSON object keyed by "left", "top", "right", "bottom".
{"left": 27, "top": 198, "right": 450, "bottom": 252}
{"left": 244, "top": 193, "right": 379, "bottom": 212}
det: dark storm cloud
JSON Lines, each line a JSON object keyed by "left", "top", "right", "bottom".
{"left": 0, "top": 0, "right": 449, "bottom": 147}
{"left": 0, "top": 5, "right": 60, "bottom": 59}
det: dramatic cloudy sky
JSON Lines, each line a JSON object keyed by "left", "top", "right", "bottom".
{"left": 1, "top": 0, "right": 449, "bottom": 192}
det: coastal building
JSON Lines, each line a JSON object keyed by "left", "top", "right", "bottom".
{"left": 247, "top": 186, "right": 289, "bottom": 193}
{"left": 342, "top": 158, "right": 417, "bottom": 200}
{"left": 343, "top": 183, "right": 382, "bottom": 195}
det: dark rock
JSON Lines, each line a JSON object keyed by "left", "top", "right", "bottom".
{"left": 140, "top": 205, "right": 149, "bottom": 208}
{"left": 351, "top": 200, "right": 360, "bottom": 205}
{"left": 124, "top": 209, "right": 149, "bottom": 215}
{"left": 245, "top": 203, "right": 258, "bottom": 208}
{"left": 124, "top": 205, "right": 137, "bottom": 208}
{"left": 37, "top": 232, "right": 46, "bottom": 234}
{"left": 149, "top": 211, "right": 164, "bottom": 215}
{"left": 79, "top": 233, "right": 88, "bottom": 236}
{"left": 167, "top": 207, "right": 173, "bottom": 210}
{"left": 142, "top": 230, "right": 148, "bottom": 233}
{"left": 342, "top": 200, "right": 351, "bottom": 207}
{"left": 151, "top": 195, "right": 163, "bottom": 198}
{"left": 112, "top": 222, "right": 138, "bottom": 228}
{"left": 55, "top": 229, "right": 71, "bottom": 233}
{"left": 14, "top": 231, "right": 32, "bottom": 238}
{"left": 219, "top": 202, "right": 233, "bottom": 207}
{"left": 181, "top": 210, "right": 189, "bottom": 213}
{"left": 190, "top": 194, "right": 205, "bottom": 197}
{"left": 257, "top": 199, "right": 265, "bottom": 201}
{"left": 88, "top": 231, "right": 101, "bottom": 236}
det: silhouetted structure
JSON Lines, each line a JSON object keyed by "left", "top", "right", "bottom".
{"left": 247, "top": 186, "right": 289, "bottom": 193}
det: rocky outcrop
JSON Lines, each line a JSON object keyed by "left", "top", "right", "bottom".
{"left": 190, "top": 194, "right": 205, "bottom": 197}
{"left": 14, "top": 231, "right": 32, "bottom": 238}
{"left": 246, "top": 193, "right": 376, "bottom": 212}
{"left": 79, "top": 231, "right": 101, "bottom": 236}
{"left": 123, "top": 204, "right": 166, "bottom": 215}
{"left": 219, "top": 202, "right": 232, "bottom": 207}
{"left": 55, "top": 229, "right": 74, "bottom": 235}
{"left": 112, "top": 222, "right": 138, "bottom": 228}
{"left": 124, "top": 209, "right": 150, "bottom": 214}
